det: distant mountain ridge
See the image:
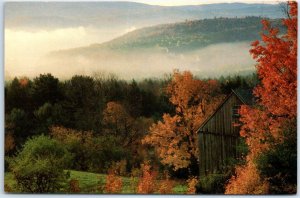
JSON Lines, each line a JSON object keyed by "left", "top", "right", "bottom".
{"left": 6, "top": 2, "right": 285, "bottom": 30}
{"left": 51, "top": 17, "right": 285, "bottom": 55}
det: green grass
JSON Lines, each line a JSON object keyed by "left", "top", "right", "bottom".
{"left": 5, "top": 170, "right": 187, "bottom": 194}
{"left": 172, "top": 184, "right": 188, "bottom": 194}
{"left": 67, "top": 170, "right": 106, "bottom": 193}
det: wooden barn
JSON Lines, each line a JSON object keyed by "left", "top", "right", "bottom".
{"left": 197, "top": 89, "right": 254, "bottom": 176}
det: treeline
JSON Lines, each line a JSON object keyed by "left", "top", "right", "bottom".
{"left": 5, "top": 74, "right": 172, "bottom": 136}
{"left": 5, "top": 72, "right": 258, "bottom": 174}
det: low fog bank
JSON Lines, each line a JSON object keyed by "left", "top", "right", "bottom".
{"left": 4, "top": 26, "right": 139, "bottom": 80}
{"left": 5, "top": 42, "right": 256, "bottom": 81}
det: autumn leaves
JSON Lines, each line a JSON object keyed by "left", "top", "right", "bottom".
{"left": 225, "top": 1, "right": 297, "bottom": 194}
{"left": 143, "top": 70, "right": 224, "bottom": 171}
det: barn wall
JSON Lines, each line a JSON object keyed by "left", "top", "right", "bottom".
{"left": 198, "top": 93, "right": 244, "bottom": 176}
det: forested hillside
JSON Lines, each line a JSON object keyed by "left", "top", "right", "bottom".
{"left": 100, "top": 17, "right": 285, "bottom": 52}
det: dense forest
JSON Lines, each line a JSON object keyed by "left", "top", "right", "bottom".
{"left": 4, "top": 72, "right": 257, "bottom": 169}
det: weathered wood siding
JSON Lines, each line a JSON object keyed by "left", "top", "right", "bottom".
{"left": 198, "top": 93, "right": 243, "bottom": 176}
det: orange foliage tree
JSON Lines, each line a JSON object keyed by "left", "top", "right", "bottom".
{"left": 225, "top": 1, "right": 297, "bottom": 194}
{"left": 143, "top": 70, "right": 224, "bottom": 171}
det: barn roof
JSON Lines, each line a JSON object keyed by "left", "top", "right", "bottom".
{"left": 197, "top": 88, "right": 254, "bottom": 132}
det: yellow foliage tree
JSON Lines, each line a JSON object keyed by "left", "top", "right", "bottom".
{"left": 143, "top": 70, "right": 224, "bottom": 171}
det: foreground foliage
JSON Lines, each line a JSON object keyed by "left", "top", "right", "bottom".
{"left": 8, "top": 135, "right": 72, "bottom": 193}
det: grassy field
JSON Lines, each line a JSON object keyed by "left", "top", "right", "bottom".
{"left": 5, "top": 170, "right": 188, "bottom": 194}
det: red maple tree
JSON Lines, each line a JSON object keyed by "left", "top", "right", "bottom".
{"left": 225, "top": 1, "right": 297, "bottom": 194}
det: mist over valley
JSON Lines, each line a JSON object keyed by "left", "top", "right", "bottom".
{"left": 5, "top": 1, "right": 286, "bottom": 80}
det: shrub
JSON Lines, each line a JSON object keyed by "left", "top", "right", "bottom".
{"left": 9, "top": 135, "right": 72, "bottom": 193}
{"left": 158, "top": 179, "right": 174, "bottom": 194}
{"left": 4, "top": 184, "right": 12, "bottom": 193}
{"left": 197, "top": 172, "right": 233, "bottom": 194}
{"left": 137, "top": 163, "right": 157, "bottom": 194}
{"left": 51, "top": 126, "right": 129, "bottom": 173}
{"left": 68, "top": 179, "right": 81, "bottom": 193}
{"left": 129, "top": 167, "right": 141, "bottom": 193}
{"left": 157, "top": 171, "right": 174, "bottom": 194}
{"left": 5, "top": 132, "right": 15, "bottom": 155}
{"left": 111, "top": 160, "right": 128, "bottom": 176}
{"left": 225, "top": 161, "right": 269, "bottom": 194}
{"left": 105, "top": 169, "right": 123, "bottom": 193}
{"left": 186, "top": 176, "right": 198, "bottom": 194}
